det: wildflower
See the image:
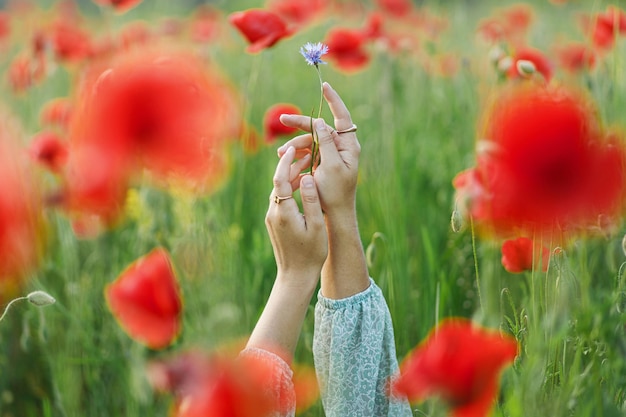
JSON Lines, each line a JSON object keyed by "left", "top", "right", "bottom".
{"left": 392, "top": 318, "right": 518, "bottom": 417}
{"left": 266, "top": 0, "right": 328, "bottom": 26}
{"left": 190, "top": 5, "right": 222, "bottom": 43}
{"left": 91, "top": 0, "right": 142, "bottom": 13}
{"left": 28, "top": 131, "right": 68, "bottom": 173}
{"left": 506, "top": 47, "right": 553, "bottom": 82}
{"left": 49, "top": 19, "right": 93, "bottom": 62}
{"left": 375, "top": 0, "right": 413, "bottom": 18}
{"left": 299, "top": 42, "right": 328, "bottom": 66}
{"left": 147, "top": 349, "right": 292, "bottom": 417}
{"left": 39, "top": 97, "right": 73, "bottom": 129}
{"left": 454, "top": 83, "right": 626, "bottom": 239}
{"left": 263, "top": 103, "right": 301, "bottom": 144}
{"left": 0, "top": 119, "right": 45, "bottom": 303}
{"left": 300, "top": 42, "right": 329, "bottom": 171}
{"left": 228, "top": 9, "right": 293, "bottom": 54}
{"left": 0, "top": 291, "right": 55, "bottom": 323}
{"left": 501, "top": 237, "right": 549, "bottom": 273}
{"left": 27, "top": 290, "right": 56, "bottom": 307}
{"left": 105, "top": 247, "right": 183, "bottom": 350}
{"left": 553, "top": 42, "right": 596, "bottom": 73}
{"left": 324, "top": 28, "right": 370, "bottom": 73}
{"left": 64, "top": 50, "right": 240, "bottom": 226}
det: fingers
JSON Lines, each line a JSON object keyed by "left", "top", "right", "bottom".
{"left": 289, "top": 154, "right": 310, "bottom": 190}
{"left": 279, "top": 114, "right": 315, "bottom": 132}
{"left": 313, "top": 118, "right": 341, "bottom": 167}
{"left": 299, "top": 175, "right": 324, "bottom": 231}
{"left": 323, "top": 82, "right": 353, "bottom": 132}
{"left": 277, "top": 133, "right": 313, "bottom": 158}
{"left": 270, "top": 146, "right": 297, "bottom": 210}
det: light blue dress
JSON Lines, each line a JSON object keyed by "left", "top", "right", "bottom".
{"left": 241, "top": 278, "right": 412, "bottom": 416}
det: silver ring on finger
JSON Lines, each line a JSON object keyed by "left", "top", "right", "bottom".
{"left": 335, "top": 124, "right": 357, "bottom": 134}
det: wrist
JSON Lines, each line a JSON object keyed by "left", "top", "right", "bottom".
{"left": 275, "top": 269, "right": 320, "bottom": 295}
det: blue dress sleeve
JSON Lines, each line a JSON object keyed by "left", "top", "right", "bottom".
{"left": 313, "top": 278, "right": 413, "bottom": 416}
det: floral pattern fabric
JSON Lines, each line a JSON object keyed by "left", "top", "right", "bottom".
{"left": 313, "top": 278, "right": 413, "bottom": 416}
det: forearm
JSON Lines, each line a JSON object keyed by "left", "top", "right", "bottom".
{"left": 246, "top": 270, "right": 319, "bottom": 364}
{"left": 321, "top": 209, "right": 370, "bottom": 299}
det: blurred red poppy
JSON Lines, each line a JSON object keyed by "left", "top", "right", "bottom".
{"left": 376, "top": 0, "right": 413, "bottom": 18}
{"left": 554, "top": 42, "right": 596, "bottom": 73}
{"left": 501, "top": 237, "right": 549, "bottom": 273}
{"left": 228, "top": 9, "right": 293, "bottom": 53}
{"left": 324, "top": 28, "right": 370, "bottom": 73}
{"left": 263, "top": 103, "right": 301, "bottom": 144}
{"left": 506, "top": 46, "right": 553, "bottom": 82}
{"left": 190, "top": 5, "right": 222, "bottom": 43}
{"left": 105, "top": 247, "right": 182, "bottom": 349}
{"left": 92, "top": 0, "right": 142, "bottom": 13}
{"left": 0, "top": 120, "right": 45, "bottom": 303}
{"left": 0, "top": 11, "right": 10, "bottom": 41}
{"left": 28, "top": 131, "right": 68, "bottom": 173}
{"left": 392, "top": 318, "right": 518, "bottom": 417}
{"left": 147, "top": 350, "right": 290, "bottom": 417}
{"left": 49, "top": 20, "right": 93, "bottom": 62}
{"left": 40, "top": 97, "right": 73, "bottom": 129}
{"left": 455, "top": 83, "right": 626, "bottom": 239}
{"left": 266, "top": 0, "right": 328, "bottom": 26}
{"left": 66, "top": 49, "right": 240, "bottom": 215}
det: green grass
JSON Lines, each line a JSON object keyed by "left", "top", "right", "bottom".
{"left": 1, "top": 0, "right": 626, "bottom": 416}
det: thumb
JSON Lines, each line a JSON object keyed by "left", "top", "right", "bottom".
{"left": 314, "top": 119, "right": 340, "bottom": 166}
{"left": 299, "top": 175, "right": 324, "bottom": 229}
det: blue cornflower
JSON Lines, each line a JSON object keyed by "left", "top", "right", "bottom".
{"left": 300, "top": 42, "right": 329, "bottom": 66}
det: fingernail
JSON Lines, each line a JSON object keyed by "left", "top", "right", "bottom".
{"left": 277, "top": 144, "right": 285, "bottom": 154}
{"left": 301, "top": 153, "right": 311, "bottom": 161}
{"left": 315, "top": 119, "right": 326, "bottom": 130}
{"left": 324, "top": 82, "right": 332, "bottom": 90}
{"left": 302, "top": 175, "right": 314, "bottom": 188}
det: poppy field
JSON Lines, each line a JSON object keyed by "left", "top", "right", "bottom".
{"left": 1, "top": 0, "right": 626, "bottom": 416}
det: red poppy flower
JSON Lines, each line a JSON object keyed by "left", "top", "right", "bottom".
{"left": 266, "top": 0, "right": 328, "bottom": 26}
{"left": 324, "top": 28, "right": 370, "bottom": 73}
{"left": 67, "top": 50, "right": 240, "bottom": 199}
{"left": 105, "top": 247, "right": 182, "bottom": 349}
{"left": 147, "top": 350, "right": 290, "bottom": 417}
{"left": 602, "top": 5, "right": 626, "bottom": 34}
{"left": 375, "top": 0, "right": 413, "bottom": 18}
{"left": 92, "top": 0, "right": 142, "bottom": 13}
{"left": 61, "top": 142, "right": 131, "bottom": 226}
{"left": 40, "top": 97, "right": 73, "bottom": 129}
{"left": 28, "top": 131, "right": 68, "bottom": 173}
{"left": 456, "top": 83, "right": 626, "bottom": 238}
{"left": 506, "top": 46, "right": 553, "bottom": 82}
{"left": 0, "top": 124, "right": 44, "bottom": 303}
{"left": 554, "top": 42, "right": 596, "bottom": 73}
{"left": 7, "top": 53, "right": 35, "bottom": 93}
{"left": 580, "top": 13, "right": 617, "bottom": 51}
{"left": 190, "top": 5, "right": 222, "bottom": 43}
{"left": 476, "top": 18, "right": 505, "bottom": 43}
{"left": 263, "top": 103, "right": 301, "bottom": 144}
{"left": 0, "top": 11, "right": 10, "bottom": 41}
{"left": 500, "top": 3, "right": 534, "bottom": 38}
{"left": 392, "top": 318, "right": 518, "bottom": 417}
{"left": 501, "top": 237, "right": 549, "bottom": 273}
{"left": 228, "top": 9, "right": 293, "bottom": 53}
{"left": 49, "top": 20, "right": 93, "bottom": 62}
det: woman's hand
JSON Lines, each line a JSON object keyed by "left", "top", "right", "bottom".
{"left": 278, "top": 82, "right": 361, "bottom": 220}
{"left": 266, "top": 146, "right": 327, "bottom": 278}
{"left": 247, "top": 146, "right": 327, "bottom": 363}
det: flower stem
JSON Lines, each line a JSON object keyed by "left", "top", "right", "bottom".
{"left": 310, "top": 64, "right": 324, "bottom": 173}
{"left": 0, "top": 296, "right": 27, "bottom": 323}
